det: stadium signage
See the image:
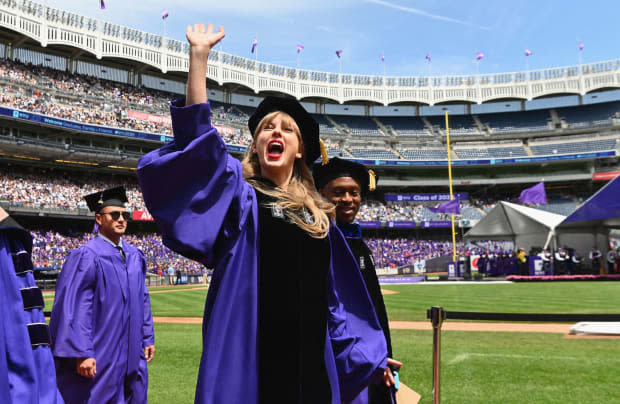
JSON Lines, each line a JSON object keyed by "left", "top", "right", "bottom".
{"left": 592, "top": 171, "right": 620, "bottom": 181}
{"left": 421, "top": 221, "right": 452, "bottom": 228}
{"left": 0, "top": 106, "right": 167, "bottom": 142}
{"left": 385, "top": 193, "right": 468, "bottom": 202}
{"left": 127, "top": 110, "right": 172, "bottom": 126}
{"left": 132, "top": 210, "right": 155, "bottom": 221}
{"left": 359, "top": 221, "right": 382, "bottom": 228}
{"left": 386, "top": 221, "right": 416, "bottom": 228}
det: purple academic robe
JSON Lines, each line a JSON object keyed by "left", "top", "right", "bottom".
{"left": 0, "top": 217, "right": 64, "bottom": 404}
{"left": 50, "top": 237, "right": 155, "bottom": 404}
{"left": 137, "top": 99, "right": 388, "bottom": 404}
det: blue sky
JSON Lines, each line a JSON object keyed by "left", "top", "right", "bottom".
{"left": 51, "top": 0, "right": 618, "bottom": 77}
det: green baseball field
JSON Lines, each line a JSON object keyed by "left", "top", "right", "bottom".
{"left": 46, "top": 282, "right": 620, "bottom": 403}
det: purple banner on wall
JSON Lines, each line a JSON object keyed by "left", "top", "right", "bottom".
{"left": 359, "top": 221, "right": 382, "bottom": 228}
{"left": 421, "top": 221, "right": 452, "bottom": 228}
{"left": 385, "top": 193, "right": 468, "bottom": 202}
{"left": 386, "top": 221, "right": 417, "bottom": 228}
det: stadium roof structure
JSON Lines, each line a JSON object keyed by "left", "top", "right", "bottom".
{"left": 0, "top": 0, "right": 619, "bottom": 106}
{"left": 556, "top": 175, "right": 620, "bottom": 231}
{"left": 464, "top": 201, "right": 566, "bottom": 251}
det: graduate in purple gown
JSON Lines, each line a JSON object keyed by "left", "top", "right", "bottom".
{"left": 313, "top": 158, "right": 402, "bottom": 404}
{"left": 137, "top": 23, "right": 392, "bottom": 404}
{"left": 0, "top": 207, "right": 64, "bottom": 404}
{"left": 50, "top": 187, "right": 155, "bottom": 404}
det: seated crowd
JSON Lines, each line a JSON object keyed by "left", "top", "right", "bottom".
{"left": 32, "top": 230, "right": 206, "bottom": 275}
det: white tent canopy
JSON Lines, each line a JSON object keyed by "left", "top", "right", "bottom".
{"left": 464, "top": 201, "right": 566, "bottom": 251}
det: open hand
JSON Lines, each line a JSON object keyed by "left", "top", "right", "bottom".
{"left": 186, "top": 23, "right": 225, "bottom": 54}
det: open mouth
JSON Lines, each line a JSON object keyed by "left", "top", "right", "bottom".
{"left": 267, "top": 140, "right": 284, "bottom": 159}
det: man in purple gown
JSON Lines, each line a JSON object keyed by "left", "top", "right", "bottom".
{"left": 314, "top": 157, "right": 401, "bottom": 404}
{"left": 50, "top": 187, "right": 155, "bottom": 404}
{"left": 0, "top": 207, "right": 64, "bottom": 404}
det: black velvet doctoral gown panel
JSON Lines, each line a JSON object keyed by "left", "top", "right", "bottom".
{"left": 254, "top": 185, "right": 332, "bottom": 404}
{"left": 345, "top": 236, "right": 394, "bottom": 404}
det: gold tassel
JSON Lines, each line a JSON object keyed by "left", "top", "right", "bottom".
{"left": 368, "top": 169, "right": 376, "bottom": 191}
{"left": 319, "top": 139, "right": 329, "bottom": 165}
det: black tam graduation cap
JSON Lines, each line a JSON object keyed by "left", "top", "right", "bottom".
{"left": 312, "top": 157, "right": 377, "bottom": 196}
{"left": 248, "top": 96, "right": 320, "bottom": 166}
{"left": 84, "top": 186, "right": 128, "bottom": 213}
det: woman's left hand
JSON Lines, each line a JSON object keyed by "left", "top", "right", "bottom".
{"left": 383, "top": 358, "right": 403, "bottom": 386}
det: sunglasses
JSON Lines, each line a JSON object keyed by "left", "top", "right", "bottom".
{"left": 100, "top": 211, "right": 131, "bottom": 221}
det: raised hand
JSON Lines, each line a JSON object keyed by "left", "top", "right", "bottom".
{"left": 186, "top": 23, "right": 225, "bottom": 105}
{"left": 186, "top": 23, "right": 225, "bottom": 54}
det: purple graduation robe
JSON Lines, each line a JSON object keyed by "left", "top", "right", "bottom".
{"left": 0, "top": 215, "right": 64, "bottom": 404}
{"left": 50, "top": 237, "right": 155, "bottom": 404}
{"left": 137, "top": 99, "right": 388, "bottom": 404}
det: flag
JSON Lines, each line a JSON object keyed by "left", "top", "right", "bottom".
{"left": 251, "top": 38, "right": 258, "bottom": 53}
{"left": 297, "top": 44, "right": 304, "bottom": 53}
{"left": 381, "top": 53, "right": 385, "bottom": 62}
{"left": 335, "top": 49, "right": 342, "bottom": 58}
{"left": 425, "top": 53, "right": 431, "bottom": 61}
{"left": 525, "top": 49, "right": 532, "bottom": 56}
{"left": 518, "top": 182, "right": 547, "bottom": 205}
{"left": 100, "top": 0, "right": 105, "bottom": 10}
{"left": 162, "top": 9, "right": 169, "bottom": 20}
{"left": 427, "top": 198, "right": 461, "bottom": 214}
{"left": 578, "top": 42, "right": 584, "bottom": 51}
{"left": 476, "top": 52, "right": 485, "bottom": 60}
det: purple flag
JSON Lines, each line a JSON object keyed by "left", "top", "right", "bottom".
{"left": 427, "top": 198, "right": 461, "bottom": 214}
{"left": 525, "top": 49, "right": 532, "bottom": 56}
{"left": 381, "top": 53, "right": 385, "bottom": 62}
{"left": 518, "top": 182, "right": 547, "bottom": 204}
{"left": 251, "top": 38, "right": 258, "bottom": 53}
{"left": 100, "top": 0, "right": 105, "bottom": 10}
{"left": 297, "top": 44, "right": 304, "bottom": 53}
{"left": 425, "top": 53, "right": 431, "bottom": 61}
{"left": 162, "top": 9, "right": 169, "bottom": 20}
{"left": 476, "top": 51, "right": 485, "bottom": 60}
{"left": 335, "top": 49, "right": 342, "bottom": 58}
{"left": 578, "top": 42, "right": 584, "bottom": 51}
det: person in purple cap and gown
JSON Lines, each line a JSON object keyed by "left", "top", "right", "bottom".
{"left": 0, "top": 207, "right": 64, "bottom": 404}
{"left": 50, "top": 187, "right": 155, "bottom": 404}
{"left": 137, "top": 23, "right": 394, "bottom": 404}
{"left": 313, "top": 157, "right": 403, "bottom": 404}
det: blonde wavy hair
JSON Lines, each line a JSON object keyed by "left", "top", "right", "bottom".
{"left": 242, "top": 111, "right": 334, "bottom": 239}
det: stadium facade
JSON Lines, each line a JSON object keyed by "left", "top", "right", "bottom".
{"left": 0, "top": 0, "right": 619, "bottom": 231}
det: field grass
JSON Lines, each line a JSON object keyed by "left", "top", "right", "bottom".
{"left": 147, "top": 324, "right": 620, "bottom": 404}
{"left": 381, "top": 282, "right": 620, "bottom": 321}
{"left": 143, "top": 282, "right": 620, "bottom": 403}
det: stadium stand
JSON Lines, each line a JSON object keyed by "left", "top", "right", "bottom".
{"left": 529, "top": 135, "right": 619, "bottom": 155}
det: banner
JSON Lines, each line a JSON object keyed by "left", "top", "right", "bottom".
{"left": 132, "top": 210, "right": 154, "bottom": 221}
{"left": 386, "top": 193, "right": 468, "bottom": 202}
{"left": 420, "top": 221, "right": 452, "bottom": 228}
{"left": 359, "top": 221, "right": 382, "bottom": 228}
{"left": 470, "top": 255, "right": 480, "bottom": 271}
{"left": 386, "top": 221, "right": 416, "bottom": 229}
{"left": 213, "top": 124, "right": 238, "bottom": 137}
{"left": 127, "top": 110, "right": 171, "bottom": 126}
{"left": 593, "top": 171, "right": 620, "bottom": 181}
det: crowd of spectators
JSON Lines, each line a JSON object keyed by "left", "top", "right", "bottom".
{"left": 0, "top": 58, "right": 250, "bottom": 144}
{"left": 31, "top": 229, "right": 511, "bottom": 272}
{"left": 31, "top": 230, "right": 206, "bottom": 275}
{"left": 0, "top": 167, "right": 146, "bottom": 211}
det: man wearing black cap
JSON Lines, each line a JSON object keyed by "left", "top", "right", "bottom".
{"left": 0, "top": 207, "right": 64, "bottom": 403}
{"left": 50, "top": 187, "right": 155, "bottom": 404}
{"left": 314, "top": 157, "right": 399, "bottom": 404}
